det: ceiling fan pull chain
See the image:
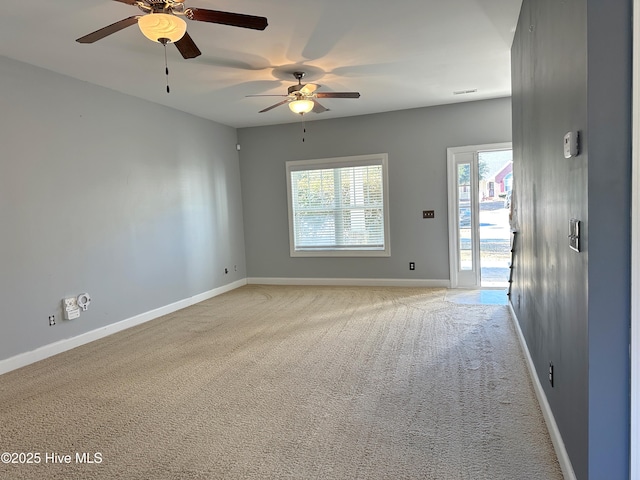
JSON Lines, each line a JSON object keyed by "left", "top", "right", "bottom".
{"left": 301, "top": 114, "right": 306, "bottom": 142}
{"left": 162, "top": 40, "right": 170, "bottom": 94}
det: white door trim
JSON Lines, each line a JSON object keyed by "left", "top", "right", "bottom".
{"left": 447, "top": 142, "right": 512, "bottom": 288}
{"left": 631, "top": 0, "right": 640, "bottom": 475}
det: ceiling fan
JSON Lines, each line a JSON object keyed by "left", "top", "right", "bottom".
{"left": 248, "top": 72, "right": 361, "bottom": 115}
{"left": 76, "top": 0, "right": 268, "bottom": 59}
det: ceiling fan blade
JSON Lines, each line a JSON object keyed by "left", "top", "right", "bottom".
{"left": 112, "top": 0, "right": 138, "bottom": 5}
{"left": 259, "top": 99, "right": 290, "bottom": 113}
{"left": 174, "top": 32, "right": 201, "bottom": 59}
{"left": 187, "top": 8, "right": 268, "bottom": 30}
{"left": 246, "top": 94, "right": 289, "bottom": 97}
{"left": 300, "top": 83, "right": 319, "bottom": 95}
{"left": 76, "top": 16, "right": 139, "bottom": 43}
{"left": 312, "top": 100, "right": 329, "bottom": 113}
{"left": 315, "top": 92, "right": 361, "bottom": 99}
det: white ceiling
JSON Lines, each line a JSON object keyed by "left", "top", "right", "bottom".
{"left": 0, "top": 0, "right": 522, "bottom": 128}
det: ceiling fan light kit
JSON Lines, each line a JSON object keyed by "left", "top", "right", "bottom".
{"left": 138, "top": 13, "right": 186, "bottom": 43}
{"left": 289, "top": 99, "right": 315, "bottom": 114}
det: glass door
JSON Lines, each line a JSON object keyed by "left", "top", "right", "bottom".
{"left": 447, "top": 143, "right": 512, "bottom": 288}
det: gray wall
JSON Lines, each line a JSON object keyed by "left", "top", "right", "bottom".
{"left": 238, "top": 98, "right": 512, "bottom": 281}
{"left": 0, "top": 56, "right": 247, "bottom": 362}
{"left": 511, "top": 1, "right": 631, "bottom": 478}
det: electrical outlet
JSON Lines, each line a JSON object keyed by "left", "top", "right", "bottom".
{"left": 423, "top": 210, "right": 435, "bottom": 219}
{"left": 409, "top": 262, "right": 415, "bottom": 271}
{"left": 49, "top": 315, "right": 56, "bottom": 326}
{"left": 549, "top": 362, "right": 554, "bottom": 387}
{"left": 224, "top": 268, "right": 229, "bottom": 274}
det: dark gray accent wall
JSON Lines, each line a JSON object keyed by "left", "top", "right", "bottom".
{"left": 511, "top": 1, "right": 631, "bottom": 478}
{"left": 238, "top": 99, "right": 512, "bottom": 281}
{"left": 0, "top": 56, "right": 247, "bottom": 362}
{"left": 586, "top": 0, "right": 632, "bottom": 477}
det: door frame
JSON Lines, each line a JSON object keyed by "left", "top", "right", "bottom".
{"left": 447, "top": 142, "right": 512, "bottom": 288}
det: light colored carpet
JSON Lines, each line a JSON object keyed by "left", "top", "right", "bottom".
{"left": 0, "top": 285, "right": 562, "bottom": 479}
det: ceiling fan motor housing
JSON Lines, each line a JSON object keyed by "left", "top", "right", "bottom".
{"left": 288, "top": 84, "right": 304, "bottom": 95}
{"left": 136, "top": 1, "right": 180, "bottom": 15}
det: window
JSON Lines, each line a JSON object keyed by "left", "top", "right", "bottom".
{"left": 286, "top": 153, "right": 390, "bottom": 257}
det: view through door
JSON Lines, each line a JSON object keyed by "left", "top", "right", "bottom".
{"left": 478, "top": 149, "right": 513, "bottom": 287}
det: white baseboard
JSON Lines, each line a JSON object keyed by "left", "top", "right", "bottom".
{"left": 247, "top": 277, "right": 451, "bottom": 288}
{"left": 508, "top": 302, "right": 576, "bottom": 480}
{"left": 0, "top": 279, "right": 247, "bottom": 376}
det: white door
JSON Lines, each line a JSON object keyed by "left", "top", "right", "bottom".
{"left": 447, "top": 143, "right": 512, "bottom": 288}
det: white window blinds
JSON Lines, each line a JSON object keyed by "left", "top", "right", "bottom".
{"left": 286, "top": 154, "right": 390, "bottom": 257}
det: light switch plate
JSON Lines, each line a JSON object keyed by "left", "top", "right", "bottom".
{"left": 569, "top": 218, "right": 580, "bottom": 252}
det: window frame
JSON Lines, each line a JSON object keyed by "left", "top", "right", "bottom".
{"left": 286, "top": 153, "right": 391, "bottom": 258}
